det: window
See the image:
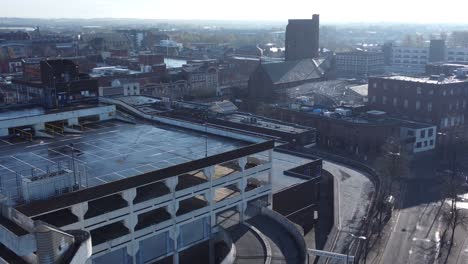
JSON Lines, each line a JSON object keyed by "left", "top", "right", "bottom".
{"left": 430, "top": 140, "right": 434, "bottom": 146}
{"left": 417, "top": 87, "right": 422, "bottom": 95}
{"left": 407, "top": 130, "right": 415, "bottom": 136}
{"left": 383, "top": 96, "right": 387, "bottom": 105}
{"left": 443, "top": 90, "right": 447, "bottom": 96}
{"left": 372, "top": 83, "right": 377, "bottom": 89}
{"left": 371, "top": 96, "right": 376, "bottom": 103}
{"left": 383, "top": 83, "right": 388, "bottom": 90}
{"left": 428, "top": 102, "right": 432, "bottom": 112}
{"left": 424, "top": 141, "right": 428, "bottom": 147}
{"left": 404, "top": 99, "right": 409, "bottom": 108}
{"left": 428, "top": 128, "right": 434, "bottom": 137}
{"left": 416, "top": 100, "right": 421, "bottom": 110}
{"left": 420, "top": 130, "right": 426, "bottom": 138}
{"left": 429, "top": 89, "right": 434, "bottom": 95}
{"left": 416, "top": 142, "right": 422, "bottom": 148}
{"left": 393, "top": 98, "right": 398, "bottom": 106}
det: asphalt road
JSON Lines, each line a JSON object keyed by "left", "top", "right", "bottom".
{"left": 376, "top": 163, "right": 447, "bottom": 264}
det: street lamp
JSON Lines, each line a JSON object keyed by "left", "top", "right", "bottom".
{"left": 388, "top": 150, "right": 401, "bottom": 194}
{"left": 346, "top": 233, "right": 367, "bottom": 264}
{"left": 69, "top": 143, "right": 77, "bottom": 189}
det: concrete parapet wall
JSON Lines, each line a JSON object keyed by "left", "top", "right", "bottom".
{"left": 0, "top": 105, "right": 116, "bottom": 130}
{"left": 214, "top": 228, "right": 236, "bottom": 264}
{"left": 100, "top": 97, "right": 266, "bottom": 144}
{"left": 260, "top": 207, "right": 308, "bottom": 264}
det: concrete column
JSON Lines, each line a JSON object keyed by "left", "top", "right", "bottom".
{"left": 67, "top": 117, "right": 79, "bottom": 126}
{"left": 33, "top": 123, "right": 45, "bottom": 131}
{"left": 122, "top": 189, "right": 137, "bottom": 205}
{"left": 71, "top": 202, "right": 88, "bottom": 229}
{"left": 169, "top": 227, "right": 180, "bottom": 264}
{"left": 204, "top": 166, "right": 215, "bottom": 228}
{"left": 0, "top": 128, "right": 8, "bottom": 137}
{"left": 165, "top": 177, "right": 179, "bottom": 193}
{"left": 203, "top": 166, "right": 215, "bottom": 181}
{"left": 268, "top": 150, "right": 273, "bottom": 209}
{"left": 237, "top": 202, "right": 247, "bottom": 223}
{"left": 124, "top": 215, "right": 139, "bottom": 264}
{"left": 126, "top": 236, "right": 139, "bottom": 264}
{"left": 238, "top": 157, "right": 247, "bottom": 172}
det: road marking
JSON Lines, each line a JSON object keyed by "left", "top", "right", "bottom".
{"left": 10, "top": 155, "right": 45, "bottom": 173}
{"left": 98, "top": 130, "right": 119, "bottom": 135}
{"left": 412, "top": 237, "right": 431, "bottom": 242}
{"left": 0, "top": 139, "right": 13, "bottom": 146}
{"left": 0, "top": 163, "right": 14, "bottom": 173}
{"left": 95, "top": 177, "right": 108, "bottom": 183}
{"left": 59, "top": 137, "right": 82, "bottom": 142}
{"left": 30, "top": 152, "right": 56, "bottom": 164}
{"left": 26, "top": 142, "right": 51, "bottom": 148}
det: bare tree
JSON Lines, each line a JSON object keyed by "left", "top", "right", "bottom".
{"left": 441, "top": 169, "right": 468, "bottom": 263}
{"left": 374, "top": 137, "right": 411, "bottom": 234}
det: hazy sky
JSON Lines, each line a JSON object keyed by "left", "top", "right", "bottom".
{"left": 1, "top": 0, "right": 468, "bottom": 23}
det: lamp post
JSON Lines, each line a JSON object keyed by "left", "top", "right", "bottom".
{"left": 69, "top": 143, "right": 77, "bottom": 189}
{"left": 346, "top": 233, "right": 367, "bottom": 264}
{"left": 388, "top": 150, "right": 401, "bottom": 194}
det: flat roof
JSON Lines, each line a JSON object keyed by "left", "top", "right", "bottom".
{"left": 379, "top": 75, "right": 468, "bottom": 84}
{"left": 0, "top": 107, "right": 45, "bottom": 121}
{"left": 220, "top": 113, "right": 310, "bottom": 134}
{"left": 0, "top": 120, "right": 249, "bottom": 193}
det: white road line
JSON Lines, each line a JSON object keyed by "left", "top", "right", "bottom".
{"left": 26, "top": 142, "right": 52, "bottom": 148}
{"left": 95, "top": 177, "right": 108, "bottom": 183}
{"left": 0, "top": 163, "right": 15, "bottom": 173}
{"left": 0, "top": 139, "right": 13, "bottom": 146}
{"left": 10, "top": 156, "right": 45, "bottom": 173}
{"left": 59, "top": 137, "right": 82, "bottom": 142}
{"left": 98, "top": 130, "right": 119, "bottom": 135}
{"left": 113, "top": 173, "right": 126, "bottom": 179}
{"left": 30, "top": 152, "right": 55, "bottom": 164}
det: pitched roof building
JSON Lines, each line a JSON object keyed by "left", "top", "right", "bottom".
{"left": 248, "top": 59, "right": 326, "bottom": 102}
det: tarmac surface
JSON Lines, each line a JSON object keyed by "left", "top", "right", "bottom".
{"left": 0, "top": 120, "right": 247, "bottom": 195}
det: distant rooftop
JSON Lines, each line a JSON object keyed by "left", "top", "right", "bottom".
{"left": 379, "top": 75, "right": 468, "bottom": 84}
{"left": 220, "top": 113, "right": 310, "bottom": 134}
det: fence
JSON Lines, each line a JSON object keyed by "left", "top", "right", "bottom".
{"left": 0, "top": 159, "right": 88, "bottom": 206}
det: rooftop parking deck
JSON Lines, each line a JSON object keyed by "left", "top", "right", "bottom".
{"left": 0, "top": 119, "right": 249, "bottom": 202}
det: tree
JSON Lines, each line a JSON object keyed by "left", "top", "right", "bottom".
{"left": 374, "top": 137, "right": 411, "bottom": 234}
{"left": 440, "top": 135, "right": 468, "bottom": 263}
{"left": 440, "top": 168, "right": 468, "bottom": 263}
{"left": 375, "top": 137, "right": 411, "bottom": 194}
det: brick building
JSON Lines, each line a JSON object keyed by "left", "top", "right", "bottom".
{"left": 285, "top": 15, "right": 320, "bottom": 61}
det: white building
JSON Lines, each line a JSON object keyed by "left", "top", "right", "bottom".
{"left": 99, "top": 79, "right": 141, "bottom": 97}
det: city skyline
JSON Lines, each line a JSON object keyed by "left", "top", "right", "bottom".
{"left": 1, "top": 0, "right": 468, "bottom": 23}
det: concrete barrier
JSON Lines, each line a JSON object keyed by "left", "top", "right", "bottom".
{"left": 214, "top": 228, "right": 236, "bottom": 264}
{"left": 100, "top": 97, "right": 267, "bottom": 143}
{"left": 261, "top": 207, "right": 308, "bottom": 264}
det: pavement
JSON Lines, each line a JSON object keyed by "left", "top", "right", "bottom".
{"left": 321, "top": 160, "right": 375, "bottom": 263}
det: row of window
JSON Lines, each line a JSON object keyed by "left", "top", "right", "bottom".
{"left": 416, "top": 140, "right": 434, "bottom": 149}
{"left": 375, "top": 82, "right": 468, "bottom": 96}
{"left": 371, "top": 95, "right": 467, "bottom": 111}
{"left": 394, "top": 49, "right": 428, "bottom": 54}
